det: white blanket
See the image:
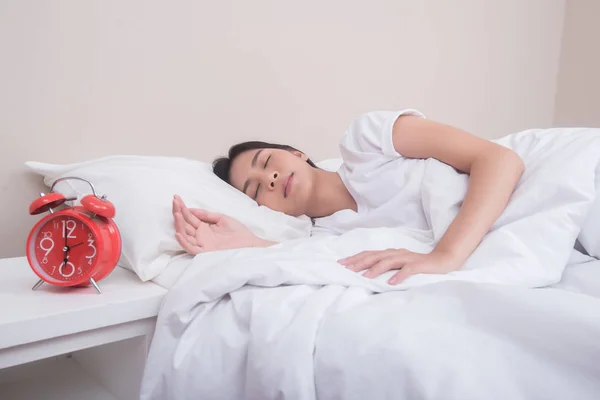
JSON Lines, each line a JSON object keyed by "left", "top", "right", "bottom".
{"left": 140, "top": 128, "right": 600, "bottom": 400}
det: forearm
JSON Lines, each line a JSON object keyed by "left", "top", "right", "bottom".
{"left": 433, "top": 148, "right": 525, "bottom": 266}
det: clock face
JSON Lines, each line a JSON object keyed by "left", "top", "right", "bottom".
{"left": 29, "top": 214, "right": 98, "bottom": 283}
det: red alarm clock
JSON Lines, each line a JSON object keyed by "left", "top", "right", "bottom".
{"left": 26, "top": 177, "right": 122, "bottom": 294}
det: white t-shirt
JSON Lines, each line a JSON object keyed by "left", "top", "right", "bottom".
{"left": 312, "top": 109, "right": 431, "bottom": 236}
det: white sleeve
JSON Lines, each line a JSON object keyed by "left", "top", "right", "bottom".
{"left": 339, "top": 109, "right": 426, "bottom": 159}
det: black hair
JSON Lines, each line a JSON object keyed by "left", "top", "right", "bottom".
{"left": 213, "top": 141, "right": 318, "bottom": 185}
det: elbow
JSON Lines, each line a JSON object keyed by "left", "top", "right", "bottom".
{"left": 499, "top": 147, "right": 525, "bottom": 177}
{"left": 477, "top": 145, "right": 525, "bottom": 177}
{"left": 510, "top": 149, "right": 525, "bottom": 176}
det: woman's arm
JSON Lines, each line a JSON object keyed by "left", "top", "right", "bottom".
{"left": 391, "top": 115, "right": 525, "bottom": 266}
{"left": 339, "top": 115, "right": 524, "bottom": 284}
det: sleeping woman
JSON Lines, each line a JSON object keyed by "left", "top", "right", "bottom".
{"left": 172, "top": 109, "right": 527, "bottom": 285}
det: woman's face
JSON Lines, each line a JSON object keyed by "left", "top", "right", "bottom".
{"left": 229, "top": 148, "right": 316, "bottom": 216}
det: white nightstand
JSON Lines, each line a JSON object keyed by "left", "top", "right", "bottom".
{"left": 0, "top": 256, "right": 167, "bottom": 400}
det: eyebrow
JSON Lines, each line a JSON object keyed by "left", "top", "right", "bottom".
{"left": 242, "top": 149, "right": 264, "bottom": 194}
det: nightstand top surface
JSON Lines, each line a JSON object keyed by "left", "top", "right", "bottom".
{"left": 0, "top": 257, "right": 167, "bottom": 349}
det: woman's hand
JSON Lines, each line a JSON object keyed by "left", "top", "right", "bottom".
{"left": 172, "top": 195, "right": 275, "bottom": 254}
{"left": 338, "top": 249, "right": 461, "bottom": 285}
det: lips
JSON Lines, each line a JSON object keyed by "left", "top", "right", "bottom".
{"left": 284, "top": 173, "right": 294, "bottom": 198}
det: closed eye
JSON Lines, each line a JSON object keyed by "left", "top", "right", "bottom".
{"left": 254, "top": 183, "right": 261, "bottom": 200}
{"left": 252, "top": 154, "right": 270, "bottom": 200}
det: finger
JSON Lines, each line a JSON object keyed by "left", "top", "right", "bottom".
{"left": 339, "top": 248, "right": 400, "bottom": 266}
{"left": 340, "top": 251, "right": 380, "bottom": 269}
{"left": 347, "top": 250, "right": 398, "bottom": 272}
{"left": 174, "top": 211, "right": 185, "bottom": 234}
{"left": 174, "top": 194, "right": 185, "bottom": 206}
{"left": 190, "top": 208, "right": 222, "bottom": 225}
{"left": 172, "top": 197, "right": 180, "bottom": 215}
{"left": 174, "top": 195, "right": 194, "bottom": 216}
{"left": 338, "top": 250, "right": 372, "bottom": 265}
{"left": 183, "top": 231, "right": 200, "bottom": 247}
{"left": 175, "top": 233, "right": 203, "bottom": 255}
{"left": 364, "top": 256, "right": 406, "bottom": 279}
{"left": 347, "top": 253, "right": 385, "bottom": 272}
{"left": 388, "top": 265, "right": 418, "bottom": 285}
{"left": 173, "top": 195, "right": 186, "bottom": 213}
{"left": 175, "top": 212, "right": 196, "bottom": 237}
{"left": 181, "top": 204, "right": 201, "bottom": 229}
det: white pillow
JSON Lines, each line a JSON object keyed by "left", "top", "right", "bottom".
{"left": 316, "top": 158, "right": 343, "bottom": 172}
{"left": 25, "top": 155, "right": 313, "bottom": 281}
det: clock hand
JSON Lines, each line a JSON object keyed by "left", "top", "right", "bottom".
{"left": 69, "top": 242, "right": 84, "bottom": 249}
{"left": 64, "top": 221, "right": 68, "bottom": 247}
{"left": 62, "top": 222, "right": 70, "bottom": 259}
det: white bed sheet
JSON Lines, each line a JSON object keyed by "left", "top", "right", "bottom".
{"left": 153, "top": 247, "right": 600, "bottom": 292}
{"left": 552, "top": 249, "right": 600, "bottom": 297}
{"left": 140, "top": 248, "right": 600, "bottom": 400}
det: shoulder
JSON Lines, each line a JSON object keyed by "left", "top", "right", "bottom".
{"left": 339, "top": 109, "right": 426, "bottom": 157}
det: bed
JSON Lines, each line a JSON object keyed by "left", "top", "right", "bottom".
{"left": 20, "top": 125, "right": 600, "bottom": 400}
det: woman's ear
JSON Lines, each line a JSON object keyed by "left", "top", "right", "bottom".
{"left": 290, "top": 150, "right": 309, "bottom": 161}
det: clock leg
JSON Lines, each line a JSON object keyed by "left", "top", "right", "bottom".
{"left": 32, "top": 279, "right": 44, "bottom": 291}
{"left": 89, "top": 277, "right": 102, "bottom": 294}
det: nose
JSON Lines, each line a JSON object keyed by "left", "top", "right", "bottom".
{"left": 267, "top": 171, "right": 279, "bottom": 190}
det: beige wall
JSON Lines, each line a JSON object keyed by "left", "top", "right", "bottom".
{"left": 0, "top": 0, "right": 567, "bottom": 257}
{"left": 554, "top": 0, "right": 600, "bottom": 127}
